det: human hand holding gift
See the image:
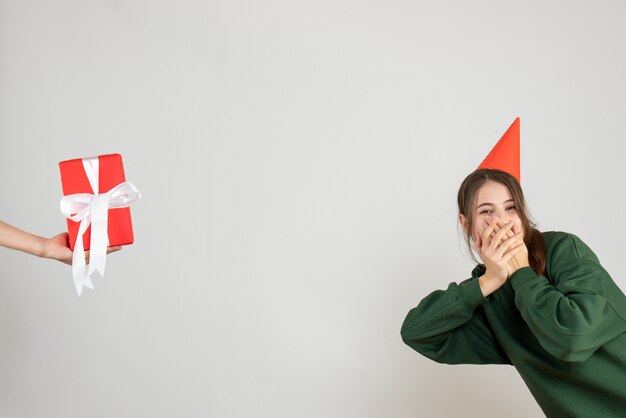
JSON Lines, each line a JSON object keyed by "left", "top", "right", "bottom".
{"left": 0, "top": 221, "right": 120, "bottom": 263}
{"left": 44, "top": 232, "right": 121, "bottom": 265}
{"left": 59, "top": 154, "right": 141, "bottom": 295}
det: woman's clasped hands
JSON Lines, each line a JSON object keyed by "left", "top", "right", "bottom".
{"left": 475, "top": 218, "right": 530, "bottom": 296}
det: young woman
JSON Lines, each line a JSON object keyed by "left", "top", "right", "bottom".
{"left": 401, "top": 168, "right": 626, "bottom": 418}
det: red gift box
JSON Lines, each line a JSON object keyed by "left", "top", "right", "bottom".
{"left": 59, "top": 154, "right": 135, "bottom": 251}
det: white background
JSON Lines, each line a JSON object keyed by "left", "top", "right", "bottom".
{"left": 1, "top": 1, "right": 625, "bottom": 417}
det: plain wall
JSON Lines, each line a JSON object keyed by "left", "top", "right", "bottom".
{"left": 1, "top": 1, "right": 625, "bottom": 417}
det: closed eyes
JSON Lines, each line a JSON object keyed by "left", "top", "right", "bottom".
{"left": 479, "top": 206, "right": 516, "bottom": 215}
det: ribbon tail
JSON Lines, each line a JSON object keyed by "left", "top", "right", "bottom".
{"left": 72, "top": 212, "right": 94, "bottom": 296}
{"left": 88, "top": 195, "right": 109, "bottom": 277}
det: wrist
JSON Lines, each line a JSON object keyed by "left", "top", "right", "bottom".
{"left": 478, "top": 273, "right": 504, "bottom": 297}
{"left": 35, "top": 237, "right": 50, "bottom": 258}
{"left": 508, "top": 261, "right": 530, "bottom": 276}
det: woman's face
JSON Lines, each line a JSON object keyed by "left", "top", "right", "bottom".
{"left": 461, "top": 180, "right": 524, "bottom": 241}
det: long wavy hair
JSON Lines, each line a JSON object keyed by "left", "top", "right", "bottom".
{"left": 457, "top": 169, "right": 545, "bottom": 276}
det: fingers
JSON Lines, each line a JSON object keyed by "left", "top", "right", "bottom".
{"left": 84, "top": 246, "right": 122, "bottom": 263}
{"left": 502, "top": 222, "right": 516, "bottom": 239}
{"left": 481, "top": 219, "right": 501, "bottom": 250}
{"left": 490, "top": 219, "right": 516, "bottom": 241}
{"left": 488, "top": 222, "right": 515, "bottom": 251}
{"left": 495, "top": 231, "right": 524, "bottom": 258}
{"left": 106, "top": 246, "right": 122, "bottom": 254}
{"left": 502, "top": 242, "right": 526, "bottom": 264}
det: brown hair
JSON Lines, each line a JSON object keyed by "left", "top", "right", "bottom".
{"left": 457, "top": 169, "right": 545, "bottom": 276}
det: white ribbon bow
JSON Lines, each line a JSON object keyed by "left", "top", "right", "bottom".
{"left": 60, "top": 157, "right": 141, "bottom": 295}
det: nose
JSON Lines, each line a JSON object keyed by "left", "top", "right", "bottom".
{"left": 486, "top": 211, "right": 512, "bottom": 225}
{"left": 497, "top": 210, "right": 517, "bottom": 226}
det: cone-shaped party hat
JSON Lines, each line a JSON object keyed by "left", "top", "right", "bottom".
{"left": 477, "top": 117, "right": 520, "bottom": 183}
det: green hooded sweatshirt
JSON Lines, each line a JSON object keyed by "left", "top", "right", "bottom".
{"left": 401, "top": 231, "right": 626, "bottom": 417}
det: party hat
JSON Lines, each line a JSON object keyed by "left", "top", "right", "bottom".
{"left": 477, "top": 117, "right": 520, "bottom": 183}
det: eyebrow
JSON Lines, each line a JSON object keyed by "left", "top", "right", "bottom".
{"left": 477, "top": 199, "right": 515, "bottom": 209}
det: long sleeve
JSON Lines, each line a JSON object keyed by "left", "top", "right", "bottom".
{"left": 401, "top": 277, "right": 511, "bottom": 365}
{"left": 510, "top": 233, "right": 626, "bottom": 363}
